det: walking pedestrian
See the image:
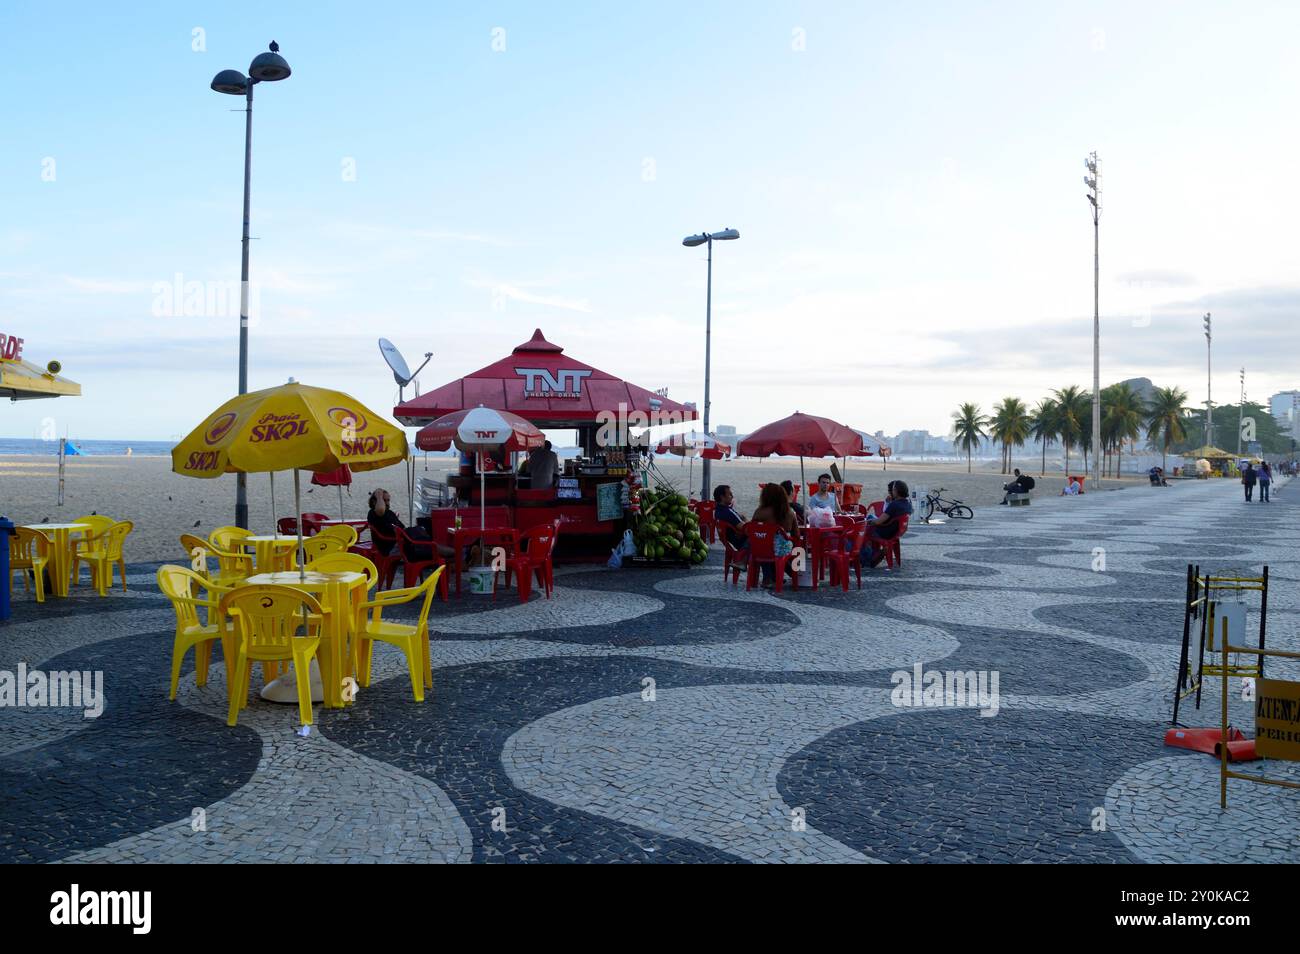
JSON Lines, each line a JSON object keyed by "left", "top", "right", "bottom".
{"left": 1259, "top": 461, "right": 1272, "bottom": 503}
{"left": 1242, "top": 462, "right": 1257, "bottom": 502}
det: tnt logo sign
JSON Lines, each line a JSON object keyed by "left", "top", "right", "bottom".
{"left": 516, "top": 367, "right": 592, "bottom": 398}
{"left": 491, "top": 547, "right": 507, "bottom": 572}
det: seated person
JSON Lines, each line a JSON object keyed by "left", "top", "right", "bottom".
{"left": 1000, "top": 468, "right": 1035, "bottom": 504}
{"left": 367, "top": 489, "right": 404, "bottom": 555}
{"left": 807, "top": 473, "right": 837, "bottom": 512}
{"left": 713, "top": 485, "right": 747, "bottom": 550}
{"left": 780, "top": 480, "right": 806, "bottom": 523}
{"left": 368, "top": 489, "right": 457, "bottom": 562}
{"left": 1060, "top": 478, "right": 1081, "bottom": 496}
{"left": 862, "top": 481, "right": 910, "bottom": 567}
{"left": 751, "top": 482, "right": 800, "bottom": 587}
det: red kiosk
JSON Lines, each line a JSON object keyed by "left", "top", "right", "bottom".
{"left": 394, "top": 329, "right": 697, "bottom": 561}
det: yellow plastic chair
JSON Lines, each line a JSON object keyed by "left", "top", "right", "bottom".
{"left": 220, "top": 585, "right": 330, "bottom": 728}
{"left": 180, "top": 533, "right": 253, "bottom": 587}
{"left": 310, "top": 553, "right": 379, "bottom": 636}
{"left": 82, "top": 520, "right": 133, "bottom": 596}
{"left": 210, "top": 526, "right": 254, "bottom": 553}
{"left": 303, "top": 535, "right": 347, "bottom": 564}
{"left": 9, "top": 527, "right": 51, "bottom": 603}
{"left": 70, "top": 514, "right": 116, "bottom": 587}
{"left": 354, "top": 567, "right": 443, "bottom": 702}
{"left": 157, "top": 564, "right": 234, "bottom": 700}
{"left": 315, "top": 524, "right": 359, "bottom": 548}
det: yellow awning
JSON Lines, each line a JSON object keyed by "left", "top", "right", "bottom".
{"left": 0, "top": 357, "right": 81, "bottom": 402}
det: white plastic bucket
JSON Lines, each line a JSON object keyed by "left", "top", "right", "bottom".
{"left": 467, "top": 567, "right": 495, "bottom": 596}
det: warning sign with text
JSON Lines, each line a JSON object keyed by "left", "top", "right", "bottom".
{"left": 1255, "top": 678, "right": 1300, "bottom": 760}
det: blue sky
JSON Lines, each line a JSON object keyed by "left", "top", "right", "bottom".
{"left": 3, "top": 1, "right": 1300, "bottom": 441}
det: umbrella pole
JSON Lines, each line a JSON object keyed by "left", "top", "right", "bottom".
{"left": 800, "top": 456, "right": 806, "bottom": 498}
{"left": 294, "top": 469, "right": 306, "bottom": 582}
{"left": 270, "top": 472, "right": 277, "bottom": 532}
{"left": 338, "top": 483, "right": 345, "bottom": 520}
{"left": 480, "top": 454, "right": 487, "bottom": 566}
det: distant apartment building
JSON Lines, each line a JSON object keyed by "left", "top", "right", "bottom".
{"left": 715, "top": 425, "right": 737, "bottom": 437}
{"left": 1270, "top": 391, "right": 1300, "bottom": 435}
{"left": 890, "top": 429, "right": 955, "bottom": 456}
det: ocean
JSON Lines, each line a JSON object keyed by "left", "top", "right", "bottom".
{"left": 0, "top": 438, "right": 176, "bottom": 456}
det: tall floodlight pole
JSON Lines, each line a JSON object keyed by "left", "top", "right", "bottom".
{"left": 1203, "top": 312, "right": 1213, "bottom": 448}
{"left": 1237, "top": 367, "right": 1245, "bottom": 455}
{"left": 211, "top": 43, "right": 292, "bottom": 529}
{"left": 681, "top": 227, "right": 740, "bottom": 501}
{"left": 1085, "top": 153, "right": 1101, "bottom": 489}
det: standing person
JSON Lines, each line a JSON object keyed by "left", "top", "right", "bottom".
{"left": 1259, "top": 461, "right": 1272, "bottom": 503}
{"left": 528, "top": 440, "right": 560, "bottom": 489}
{"left": 1242, "top": 463, "right": 1257, "bottom": 502}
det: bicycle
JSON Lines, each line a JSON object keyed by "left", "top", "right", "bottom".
{"left": 921, "top": 488, "right": 973, "bottom": 521}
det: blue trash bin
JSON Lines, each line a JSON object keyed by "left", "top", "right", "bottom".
{"left": 0, "top": 518, "right": 13, "bottom": 622}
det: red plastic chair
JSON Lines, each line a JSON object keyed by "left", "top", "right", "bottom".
{"left": 743, "top": 522, "right": 798, "bottom": 594}
{"left": 363, "top": 523, "right": 404, "bottom": 590}
{"left": 720, "top": 521, "right": 747, "bottom": 585}
{"left": 861, "top": 500, "right": 885, "bottom": 517}
{"left": 823, "top": 524, "right": 868, "bottom": 591}
{"left": 396, "top": 526, "right": 449, "bottom": 599}
{"left": 277, "top": 517, "right": 299, "bottom": 536}
{"left": 503, "top": 521, "right": 559, "bottom": 603}
{"left": 300, "top": 512, "right": 330, "bottom": 536}
{"left": 869, "top": 513, "right": 909, "bottom": 569}
{"left": 694, "top": 501, "right": 718, "bottom": 543}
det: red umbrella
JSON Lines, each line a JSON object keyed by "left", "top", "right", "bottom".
{"left": 309, "top": 464, "right": 352, "bottom": 519}
{"left": 737, "top": 412, "right": 864, "bottom": 495}
{"left": 416, "top": 407, "right": 545, "bottom": 565}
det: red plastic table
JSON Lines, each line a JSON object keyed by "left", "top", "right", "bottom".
{"left": 801, "top": 525, "right": 847, "bottom": 590}
{"left": 444, "top": 526, "right": 518, "bottom": 593}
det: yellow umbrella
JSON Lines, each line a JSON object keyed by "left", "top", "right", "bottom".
{"left": 172, "top": 382, "right": 409, "bottom": 570}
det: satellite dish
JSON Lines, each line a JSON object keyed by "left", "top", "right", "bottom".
{"left": 378, "top": 338, "right": 434, "bottom": 401}
{"left": 379, "top": 338, "right": 413, "bottom": 387}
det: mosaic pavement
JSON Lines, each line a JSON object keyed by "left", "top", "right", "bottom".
{"left": 3, "top": 477, "right": 1299, "bottom": 863}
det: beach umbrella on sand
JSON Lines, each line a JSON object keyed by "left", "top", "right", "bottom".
{"left": 652, "top": 431, "right": 731, "bottom": 494}
{"left": 310, "top": 464, "right": 353, "bottom": 518}
{"left": 415, "top": 406, "right": 544, "bottom": 565}
{"left": 737, "top": 411, "right": 864, "bottom": 496}
{"left": 173, "top": 382, "right": 409, "bottom": 574}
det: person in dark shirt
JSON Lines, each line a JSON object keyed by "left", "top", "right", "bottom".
{"left": 780, "top": 480, "right": 805, "bottom": 523}
{"left": 863, "top": 480, "right": 910, "bottom": 567}
{"left": 367, "top": 489, "right": 405, "bottom": 556}
{"left": 713, "top": 484, "right": 747, "bottom": 549}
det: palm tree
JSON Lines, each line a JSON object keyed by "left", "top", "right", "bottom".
{"left": 1053, "top": 386, "right": 1088, "bottom": 475}
{"left": 1145, "top": 386, "right": 1190, "bottom": 471}
{"left": 1101, "top": 383, "right": 1143, "bottom": 477}
{"left": 993, "top": 397, "right": 1031, "bottom": 474}
{"left": 952, "top": 403, "right": 989, "bottom": 474}
{"left": 1030, "top": 398, "right": 1059, "bottom": 476}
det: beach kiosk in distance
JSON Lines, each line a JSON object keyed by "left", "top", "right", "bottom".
{"left": 0, "top": 332, "right": 81, "bottom": 403}
{"left": 394, "top": 329, "right": 697, "bottom": 560}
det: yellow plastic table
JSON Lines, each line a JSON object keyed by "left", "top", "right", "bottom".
{"left": 245, "top": 570, "right": 366, "bottom": 708}
{"left": 243, "top": 535, "right": 301, "bottom": 573}
{"left": 22, "top": 522, "right": 90, "bottom": 598}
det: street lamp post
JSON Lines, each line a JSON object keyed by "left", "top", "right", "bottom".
{"left": 1084, "top": 153, "right": 1101, "bottom": 490}
{"left": 1238, "top": 367, "right": 1245, "bottom": 456}
{"left": 1203, "top": 312, "right": 1213, "bottom": 448}
{"left": 211, "top": 42, "right": 292, "bottom": 530}
{"left": 681, "top": 227, "right": 740, "bottom": 501}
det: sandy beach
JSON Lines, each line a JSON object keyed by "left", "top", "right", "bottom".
{"left": 0, "top": 453, "right": 1148, "bottom": 563}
